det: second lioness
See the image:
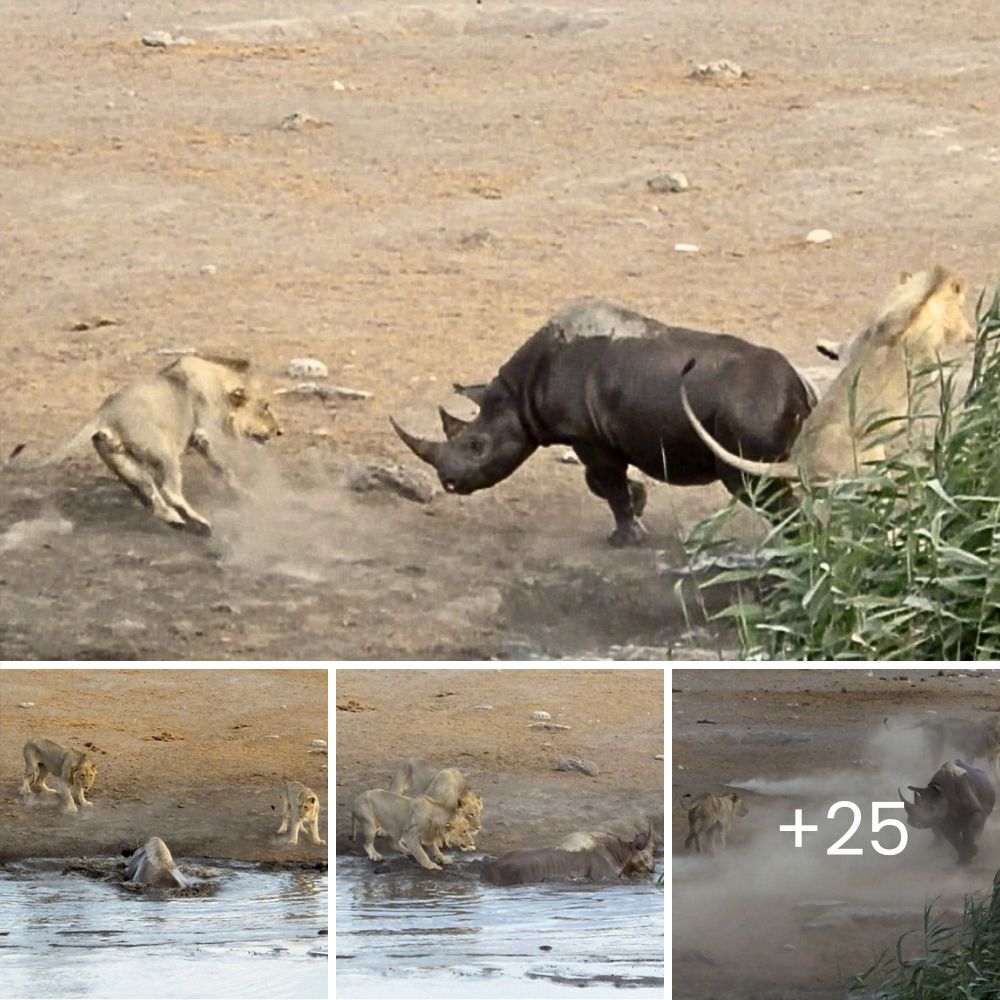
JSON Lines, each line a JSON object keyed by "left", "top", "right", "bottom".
{"left": 21, "top": 737, "right": 98, "bottom": 813}
{"left": 389, "top": 758, "right": 483, "bottom": 844}
{"left": 276, "top": 781, "right": 325, "bottom": 846}
{"left": 682, "top": 791, "right": 748, "bottom": 855}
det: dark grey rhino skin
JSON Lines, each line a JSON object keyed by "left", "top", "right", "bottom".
{"left": 900, "top": 759, "right": 996, "bottom": 865}
{"left": 392, "top": 299, "right": 813, "bottom": 545}
{"left": 481, "top": 828, "right": 655, "bottom": 886}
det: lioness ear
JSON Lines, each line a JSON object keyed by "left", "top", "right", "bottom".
{"left": 229, "top": 387, "right": 248, "bottom": 407}
{"left": 950, "top": 277, "right": 965, "bottom": 296}
{"left": 199, "top": 353, "right": 251, "bottom": 373}
{"left": 898, "top": 270, "right": 913, "bottom": 284}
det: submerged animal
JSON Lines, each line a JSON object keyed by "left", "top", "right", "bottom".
{"left": 681, "top": 267, "right": 975, "bottom": 484}
{"left": 392, "top": 299, "right": 813, "bottom": 545}
{"left": 899, "top": 759, "right": 995, "bottom": 865}
{"left": 21, "top": 737, "right": 98, "bottom": 814}
{"left": 480, "top": 822, "right": 655, "bottom": 886}
{"left": 682, "top": 791, "right": 748, "bottom": 855}
{"left": 6, "top": 354, "right": 281, "bottom": 535}
{"left": 124, "top": 836, "right": 190, "bottom": 889}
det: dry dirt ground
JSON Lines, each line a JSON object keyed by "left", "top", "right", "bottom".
{"left": 1, "top": 2, "right": 998, "bottom": 659}
{"left": 0, "top": 667, "right": 328, "bottom": 863}
{"left": 335, "top": 667, "right": 664, "bottom": 856}
{"left": 672, "top": 667, "right": 1000, "bottom": 1000}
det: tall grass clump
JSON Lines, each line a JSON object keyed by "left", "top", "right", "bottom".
{"left": 687, "top": 278, "right": 1000, "bottom": 660}
{"left": 846, "top": 870, "right": 1000, "bottom": 998}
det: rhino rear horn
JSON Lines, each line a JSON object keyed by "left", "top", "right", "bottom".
{"left": 390, "top": 417, "right": 442, "bottom": 468}
{"left": 452, "top": 382, "right": 489, "bottom": 406}
{"left": 438, "top": 407, "right": 468, "bottom": 440}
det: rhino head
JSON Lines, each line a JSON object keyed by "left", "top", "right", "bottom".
{"left": 899, "top": 782, "right": 947, "bottom": 829}
{"left": 391, "top": 381, "right": 537, "bottom": 494}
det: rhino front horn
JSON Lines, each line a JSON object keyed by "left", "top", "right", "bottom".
{"left": 390, "top": 417, "right": 441, "bottom": 468}
{"left": 438, "top": 407, "right": 468, "bottom": 440}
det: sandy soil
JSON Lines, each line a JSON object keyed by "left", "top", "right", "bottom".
{"left": 1, "top": 1, "right": 998, "bottom": 659}
{"left": 672, "top": 667, "right": 1000, "bottom": 1000}
{"left": 335, "top": 667, "right": 664, "bottom": 856}
{"left": 0, "top": 667, "right": 328, "bottom": 863}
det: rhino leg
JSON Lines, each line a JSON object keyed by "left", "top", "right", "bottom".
{"left": 575, "top": 445, "right": 647, "bottom": 547}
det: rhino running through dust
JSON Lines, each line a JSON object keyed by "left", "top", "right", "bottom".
{"left": 899, "top": 759, "right": 996, "bottom": 865}
{"left": 392, "top": 300, "right": 814, "bottom": 545}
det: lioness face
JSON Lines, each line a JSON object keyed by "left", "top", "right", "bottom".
{"left": 298, "top": 793, "right": 319, "bottom": 821}
{"left": 228, "top": 387, "right": 282, "bottom": 443}
{"left": 910, "top": 277, "right": 974, "bottom": 351}
{"left": 443, "top": 817, "right": 476, "bottom": 850}
{"left": 75, "top": 761, "right": 98, "bottom": 791}
{"left": 730, "top": 793, "right": 749, "bottom": 818}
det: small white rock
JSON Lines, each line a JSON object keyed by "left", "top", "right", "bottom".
{"left": 18, "top": 702, "right": 35, "bottom": 709}
{"left": 263, "top": 734, "right": 280, "bottom": 740}
{"left": 475, "top": 704, "right": 493, "bottom": 710}
{"left": 310, "top": 739, "right": 327, "bottom": 748}
{"left": 655, "top": 754, "right": 664, "bottom": 760}
{"left": 647, "top": 171, "right": 689, "bottom": 193}
{"left": 332, "top": 80, "right": 347, "bottom": 91}
{"left": 200, "top": 264, "right": 217, "bottom": 275}
{"left": 674, "top": 242, "right": 700, "bottom": 253}
{"left": 288, "top": 357, "right": 329, "bottom": 380}
{"left": 805, "top": 228, "right": 833, "bottom": 244}
{"left": 532, "top": 710, "right": 551, "bottom": 721}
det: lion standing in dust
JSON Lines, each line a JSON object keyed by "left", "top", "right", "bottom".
{"left": 682, "top": 791, "right": 749, "bottom": 856}
{"left": 6, "top": 354, "right": 281, "bottom": 535}
{"left": 682, "top": 266, "right": 975, "bottom": 483}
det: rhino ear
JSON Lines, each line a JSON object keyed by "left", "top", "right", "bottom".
{"left": 452, "top": 382, "right": 489, "bottom": 407}
{"left": 438, "top": 407, "right": 468, "bottom": 440}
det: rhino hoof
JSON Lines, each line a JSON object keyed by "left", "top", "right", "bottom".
{"left": 608, "top": 521, "right": 648, "bottom": 547}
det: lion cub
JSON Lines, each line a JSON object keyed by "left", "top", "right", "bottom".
{"left": 276, "top": 781, "right": 325, "bottom": 846}
{"left": 21, "top": 737, "right": 98, "bottom": 813}
{"left": 682, "top": 791, "right": 748, "bottom": 856}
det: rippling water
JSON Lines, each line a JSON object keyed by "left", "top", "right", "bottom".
{"left": 335, "top": 856, "right": 664, "bottom": 999}
{"left": 0, "top": 860, "right": 327, "bottom": 999}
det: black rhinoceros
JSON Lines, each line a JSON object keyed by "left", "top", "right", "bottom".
{"left": 392, "top": 299, "right": 814, "bottom": 545}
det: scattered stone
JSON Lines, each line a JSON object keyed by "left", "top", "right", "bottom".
{"left": 310, "top": 739, "right": 327, "bottom": 748}
{"left": 141, "top": 31, "right": 195, "bottom": 48}
{"left": 337, "top": 699, "right": 375, "bottom": 712}
{"left": 275, "top": 383, "right": 371, "bottom": 402}
{"left": 287, "top": 358, "right": 329, "bottom": 380}
{"left": 558, "top": 757, "right": 599, "bottom": 777}
{"left": 332, "top": 80, "right": 347, "bottom": 92}
{"left": 655, "top": 754, "right": 664, "bottom": 761}
{"left": 18, "top": 702, "right": 34, "bottom": 709}
{"left": 279, "top": 111, "right": 330, "bottom": 131}
{"left": 530, "top": 721, "right": 571, "bottom": 731}
{"left": 805, "top": 228, "right": 833, "bottom": 244}
{"left": 457, "top": 228, "right": 500, "bottom": 250}
{"left": 532, "top": 710, "right": 551, "bottom": 721}
{"left": 263, "top": 734, "right": 280, "bottom": 741}
{"left": 210, "top": 602, "right": 237, "bottom": 614}
{"left": 347, "top": 461, "right": 435, "bottom": 504}
{"left": 70, "top": 316, "right": 120, "bottom": 332}
{"left": 155, "top": 346, "right": 196, "bottom": 356}
{"left": 690, "top": 59, "right": 747, "bottom": 81}
{"left": 199, "top": 264, "right": 217, "bottom": 275}
{"left": 674, "top": 243, "right": 699, "bottom": 253}
{"left": 308, "top": 746, "right": 328, "bottom": 756}
{"left": 557, "top": 449, "right": 581, "bottom": 465}
{"left": 475, "top": 704, "right": 493, "bottom": 710}
{"left": 647, "top": 171, "right": 689, "bottom": 194}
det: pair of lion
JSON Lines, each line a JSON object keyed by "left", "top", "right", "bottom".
{"left": 21, "top": 737, "right": 325, "bottom": 854}
{"left": 351, "top": 757, "right": 484, "bottom": 871}
{"left": 5, "top": 354, "right": 281, "bottom": 536}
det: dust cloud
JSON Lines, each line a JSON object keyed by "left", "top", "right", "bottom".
{"left": 674, "top": 720, "right": 1000, "bottom": 999}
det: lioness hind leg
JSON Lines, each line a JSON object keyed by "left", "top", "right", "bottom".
{"left": 92, "top": 430, "right": 187, "bottom": 529}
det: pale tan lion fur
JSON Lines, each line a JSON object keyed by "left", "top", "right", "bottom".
{"left": 683, "top": 267, "right": 975, "bottom": 483}
{"left": 351, "top": 788, "right": 473, "bottom": 871}
{"left": 21, "top": 737, "right": 98, "bottom": 813}
{"left": 276, "top": 781, "right": 325, "bottom": 846}
{"left": 389, "top": 758, "right": 483, "bottom": 844}
{"left": 6, "top": 355, "right": 281, "bottom": 534}
{"left": 683, "top": 792, "right": 749, "bottom": 856}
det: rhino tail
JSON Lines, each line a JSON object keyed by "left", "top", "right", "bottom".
{"left": 679, "top": 362, "right": 799, "bottom": 481}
